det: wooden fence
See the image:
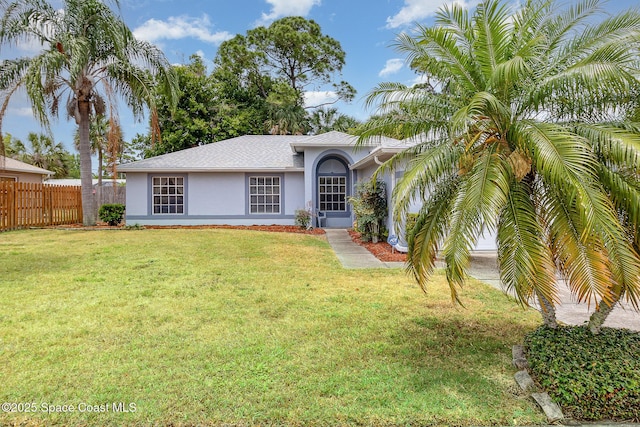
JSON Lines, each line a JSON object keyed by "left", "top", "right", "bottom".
{"left": 94, "top": 185, "right": 126, "bottom": 215}
{"left": 0, "top": 182, "right": 82, "bottom": 231}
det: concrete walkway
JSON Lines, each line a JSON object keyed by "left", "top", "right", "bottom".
{"left": 325, "top": 229, "right": 640, "bottom": 331}
{"left": 324, "top": 229, "right": 404, "bottom": 269}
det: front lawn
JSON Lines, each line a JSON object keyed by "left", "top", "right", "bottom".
{"left": 0, "top": 229, "right": 543, "bottom": 426}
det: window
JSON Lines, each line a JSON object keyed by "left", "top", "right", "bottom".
{"left": 319, "top": 176, "right": 346, "bottom": 211}
{"left": 249, "top": 176, "right": 281, "bottom": 214}
{"left": 152, "top": 176, "right": 184, "bottom": 214}
{"left": 0, "top": 176, "right": 16, "bottom": 182}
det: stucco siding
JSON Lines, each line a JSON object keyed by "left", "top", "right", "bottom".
{"left": 125, "top": 171, "right": 305, "bottom": 226}
{"left": 283, "top": 172, "right": 305, "bottom": 215}
{"left": 188, "top": 173, "right": 245, "bottom": 216}
{"left": 124, "top": 173, "right": 148, "bottom": 216}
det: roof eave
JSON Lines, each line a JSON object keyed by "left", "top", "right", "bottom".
{"left": 118, "top": 167, "right": 305, "bottom": 173}
{"left": 289, "top": 142, "right": 376, "bottom": 153}
{"left": 349, "top": 148, "right": 402, "bottom": 170}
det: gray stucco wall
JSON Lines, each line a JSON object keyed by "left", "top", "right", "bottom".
{"left": 124, "top": 171, "right": 305, "bottom": 226}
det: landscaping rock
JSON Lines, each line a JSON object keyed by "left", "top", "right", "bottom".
{"left": 512, "top": 344, "right": 529, "bottom": 369}
{"left": 531, "top": 392, "right": 564, "bottom": 423}
{"left": 514, "top": 370, "right": 536, "bottom": 392}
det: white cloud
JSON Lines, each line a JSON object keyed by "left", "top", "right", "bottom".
{"left": 379, "top": 58, "right": 404, "bottom": 77}
{"left": 304, "top": 91, "right": 337, "bottom": 108}
{"left": 386, "top": 0, "right": 478, "bottom": 28}
{"left": 257, "top": 0, "right": 321, "bottom": 25}
{"left": 8, "top": 106, "right": 33, "bottom": 117}
{"left": 410, "top": 74, "right": 429, "bottom": 86}
{"left": 133, "top": 15, "right": 232, "bottom": 45}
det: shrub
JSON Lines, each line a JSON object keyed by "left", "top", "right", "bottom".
{"left": 98, "top": 203, "right": 125, "bottom": 226}
{"left": 524, "top": 325, "right": 640, "bottom": 421}
{"left": 294, "top": 209, "right": 311, "bottom": 229}
{"left": 348, "top": 180, "right": 387, "bottom": 242}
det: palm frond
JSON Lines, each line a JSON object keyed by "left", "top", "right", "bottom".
{"left": 440, "top": 146, "right": 511, "bottom": 300}
{"left": 498, "top": 179, "right": 558, "bottom": 307}
{"left": 400, "top": 24, "right": 482, "bottom": 93}
{"left": 473, "top": 0, "right": 514, "bottom": 80}
{"left": 541, "top": 182, "right": 616, "bottom": 306}
{"left": 575, "top": 122, "right": 640, "bottom": 170}
{"left": 388, "top": 141, "right": 463, "bottom": 222}
{"left": 450, "top": 91, "right": 511, "bottom": 138}
{"left": 407, "top": 176, "right": 460, "bottom": 297}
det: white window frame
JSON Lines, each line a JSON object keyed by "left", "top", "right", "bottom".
{"left": 249, "top": 176, "right": 281, "bottom": 214}
{"left": 152, "top": 176, "right": 185, "bottom": 215}
{"left": 318, "top": 175, "right": 347, "bottom": 212}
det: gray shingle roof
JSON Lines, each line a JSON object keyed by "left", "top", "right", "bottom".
{"left": 119, "top": 135, "right": 308, "bottom": 172}
{"left": 118, "top": 132, "right": 406, "bottom": 173}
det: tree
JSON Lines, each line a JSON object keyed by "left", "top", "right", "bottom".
{"left": 361, "top": 0, "right": 640, "bottom": 333}
{"left": 136, "top": 55, "right": 269, "bottom": 157}
{"left": 214, "top": 16, "right": 355, "bottom": 135}
{"left": 215, "top": 16, "right": 355, "bottom": 107}
{"left": 309, "top": 107, "right": 360, "bottom": 135}
{"left": 74, "top": 114, "right": 124, "bottom": 205}
{"left": 4, "top": 132, "right": 72, "bottom": 178}
{"left": 0, "top": 0, "right": 177, "bottom": 225}
{"left": 74, "top": 115, "right": 108, "bottom": 182}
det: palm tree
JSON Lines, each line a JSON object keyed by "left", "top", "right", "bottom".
{"left": 74, "top": 114, "right": 108, "bottom": 184}
{"left": 22, "top": 132, "right": 70, "bottom": 178}
{"left": 361, "top": 0, "right": 640, "bottom": 333}
{"left": 309, "top": 107, "right": 360, "bottom": 135}
{"left": 266, "top": 104, "right": 310, "bottom": 135}
{"left": 5, "top": 132, "right": 70, "bottom": 177}
{"left": 0, "top": 0, "right": 177, "bottom": 225}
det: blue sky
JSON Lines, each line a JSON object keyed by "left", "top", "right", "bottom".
{"left": 2, "top": 0, "right": 639, "bottom": 153}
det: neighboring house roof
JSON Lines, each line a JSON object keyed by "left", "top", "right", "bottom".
{"left": 119, "top": 135, "right": 309, "bottom": 173}
{"left": 0, "top": 156, "right": 54, "bottom": 176}
{"left": 44, "top": 179, "right": 126, "bottom": 186}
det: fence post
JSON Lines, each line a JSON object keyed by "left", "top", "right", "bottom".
{"left": 11, "top": 182, "right": 17, "bottom": 230}
{"left": 77, "top": 186, "right": 83, "bottom": 224}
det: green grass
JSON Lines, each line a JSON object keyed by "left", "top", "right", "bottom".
{"left": 0, "top": 229, "right": 543, "bottom": 426}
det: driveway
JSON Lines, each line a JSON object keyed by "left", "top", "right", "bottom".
{"left": 468, "top": 252, "right": 640, "bottom": 332}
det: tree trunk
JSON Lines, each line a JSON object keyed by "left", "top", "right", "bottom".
{"left": 589, "top": 298, "right": 618, "bottom": 335}
{"left": 78, "top": 100, "right": 95, "bottom": 226}
{"left": 537, "top": 291, "right": 558, "bottom": 329}
{"left": 97, "top": 148, "right": 103, "bottom": 212}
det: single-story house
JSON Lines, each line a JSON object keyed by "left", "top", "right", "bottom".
{"left": 119, "top": 131, "right": 497, "bottom": 250}
{"left": 119, "top": 131, "right": 408, "bottom": 229}
{"left": 0, "top": 156, "right": 54, "bottom": 183}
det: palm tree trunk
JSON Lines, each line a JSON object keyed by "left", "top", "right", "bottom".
{"left": 589, "top": 297, "right": 618, "bottom": 335}
{"left": 78, "top": 100, "right": 95, "bottom": 226}
{"left": 97, "top": 148, "right": 103, "bottom": 212}
{"left": 537, "top": 291, "right": 558, "bottom": 329}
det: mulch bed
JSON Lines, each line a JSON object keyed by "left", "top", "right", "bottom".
{"left": 144, "top": 224, "right": 325, "bottom": 235}
{"left": 347, "top": 229, "right": 407, "bottom": 262}
{"left": 51, "top": 223, "right": 325, "bottom": 235}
